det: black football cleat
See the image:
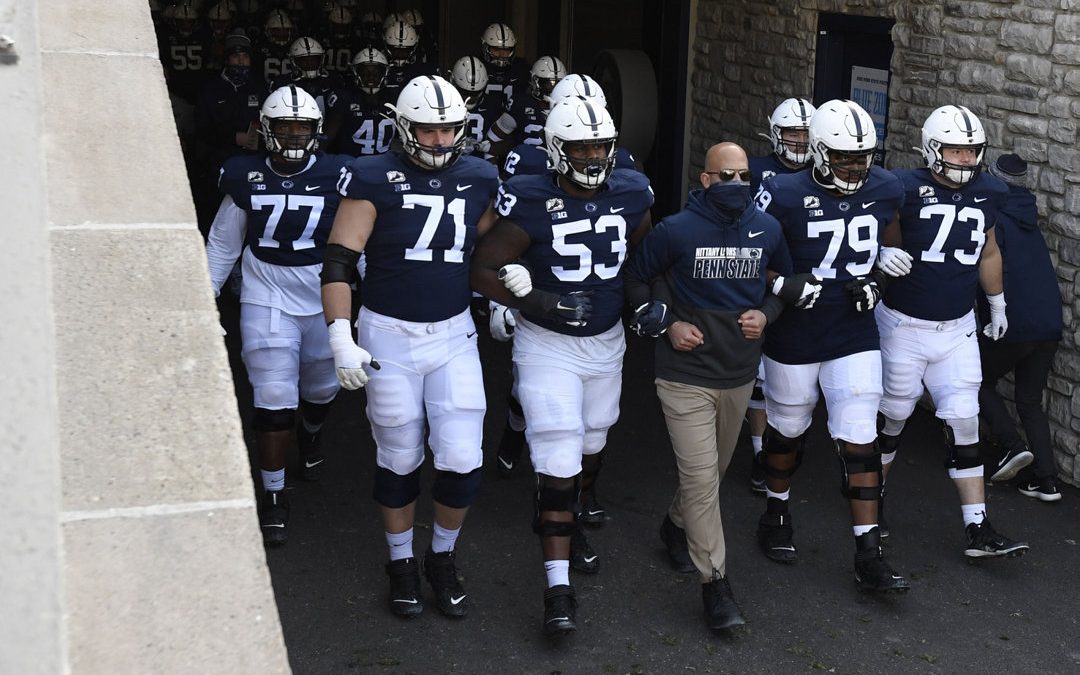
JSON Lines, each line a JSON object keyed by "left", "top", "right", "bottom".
{"left": 964, "top": 520, "right": 1029, "bottom": 560}
{"left": 542, "top": 585, "right": 577, "bottom": 636}
{"left": 423, "top": 549, "right": 468, "bottom": 618}
{"left": 385, "top": 557, "right": 424, "bottom": 617}
{"left": 757, "top": 512, "right": 797, "bottom": 564}
{"left": 259, "top": 489, "right": 289, "bottom": 547}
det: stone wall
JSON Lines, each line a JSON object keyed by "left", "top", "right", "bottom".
{"left": 690, "top": 0, "right": 1080, "bottom": 485}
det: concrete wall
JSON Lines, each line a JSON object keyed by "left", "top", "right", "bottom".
{"left": 4, "top": 0, "right": 292, "bottom": 671}
{"left": 689, "top": 0, "right": 1080, "bottom": 485}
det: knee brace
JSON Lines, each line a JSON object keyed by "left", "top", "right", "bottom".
{"left": 532, "top": 474, "right": 579, "bottom": 537}
{"left": 373, "top": 466, "right": 422, "bottom": 508}
{"left": 942, "top": 422, "right": 982, "bottom": 472}
{"left": 747, "top": 384, "right": 766, "bottom": 411}
{"left": 253, "top": 407, "right": 296, "bottom": 433}
{"left": 835, "top": 441, "right": 883, "bottom": 501}
{"left": 762, "top": 427, "right": 806, "bottom": 479}
{"left": 299, "top": 398, "right": 333, "bottom": 428}
{"left": 431, "top": 468, "right": 482, "bottom": 509}
{"left": 579, "top": 450, "right": 604, "bottom": 493}
{"left": 877, "top": 431, "right": 902, "bottom": 466}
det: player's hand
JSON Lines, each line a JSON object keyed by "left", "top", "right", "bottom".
{"left": 667, "top": 321, "right": 704, "bottom": 351}
{"left": 845, "top": 276, "right": 881, "bottom": 312}
{"left": 876, "top": 247, "right": 914, "bottom": 277}
{"left": 488, "top": 301, "right": 516, "bottom": 342}
{"left": 771, "top": 273, "right": 822, "bottom": 309}
{"left": 498, "top": 263, "right": 533, "bottom": 298}
{"left": 554, "top": 290, "right": 592, "bottom": 326}
{"left": 629, "top": 300, "right": 669, "bottom": 337}
{"left": 738, "top": 309, "right": 766, "bottom": 340}
{"left": 327, "top": 318, "right": 378, "bottom": 389}
{"left": 984, "top": 292, "right": 1008, "bottom": 340}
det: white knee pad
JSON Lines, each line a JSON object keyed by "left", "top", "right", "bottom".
{"left": 945, "top": 416, "right": 979, "bottom": 446}
{"left": 254, "top": 380, "right": 299, "bottom": 411}
{"left": 766, "top": 403, "right": 814, "bottom": 439}
{"left": 826, "top": 393, "right": 881, "bottom": 445}
{"left": 528, "top": 428, "right": 584, "bottom": 479}
{"left": 434, "top": 445, "right": 483, "bottom": 474}
{"left": 368, "top": 373, "right": 426, "bottom": 474}
{"left": 582, "top": 430, "right": 609, "bottom": 455}
{"left": 299, "top": 358, "right": 338, "bottom": 405}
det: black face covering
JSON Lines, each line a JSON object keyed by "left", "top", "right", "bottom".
{"left": 704, "top": 181, "right": 752, "bottom": 220}
{"left": 224, "top": 64, "right": 251, "bottom": 85}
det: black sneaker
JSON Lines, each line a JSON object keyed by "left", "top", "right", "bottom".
{"left": 570, "top": 526, "right": 599, "bottom": 574}
{"left": 659, "top": 515, "right": 696, "bottom": 574}
{"left": 423, "top": 549, "right": 468, "bottom": 618}
{"left": 385, "top": 557, "right": 424, "bottom": 617}
{"left": 1018, "top": 476, "right": 1063, "bottom": 503}
{"left": 702, "top": 575, "right": 746, "bottom": 631}
{"left": 579, "top": 492, "right": 606, "bottom": 528}
{"left": 964, "top": 520, "right": 1029, "bottom": 559}
{"left": 297, "top": 426, "right": 325, "bottom": 482}
{"left": 542, "top": 585, "right": 577, "bottom": 636}
{"left": 990, "top": 446, "right": 1034, "bottom": 482}
{"left": 854, "top": 529, "right": 909, "bottom": 593}
{"left": 757, "top": 512, "right": 797, "bottom": 564}
{"left": 750, "top": 454, "right": 767, "bottom": 495}
{"left": 495, "top": 425, "right": 526, "bottom": 477}
{"left": 259, "top": 489, "right": 289, "bottom": 547}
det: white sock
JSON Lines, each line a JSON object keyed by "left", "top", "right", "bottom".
{"left": 751, "top": 436, "right": 763, "bottom": 455}
{"left": 386, "top": 528, "right": 414, "bottom": 561}
{"left": 544, "top": 560, "right": 570, "bottom": 588}
{"left": 853, "top": 524, "right": 876, "bottom": 537}
{"left": 261, "top": 468, "right": 285, "bottom": 492}
{"left": 766, "top": 488, "right": 790, "bottom": 501}
{"left": 961, "top": 503, "right": 987, "bottom": 527}
{"left": 431, "top": 523, "right": 461, "bottom": 554}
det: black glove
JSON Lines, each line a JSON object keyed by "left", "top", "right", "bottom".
{"left": 629, "top": 300, "right": 669, "bottom": 337}
{"left": 771, "top": 273, "right": 823, "bottom": 309}
{"left": 845, "top": 276, "right": 881, "bottom": 312}
{"left": 553, "top": 290, "right": 593, "bottom": 326}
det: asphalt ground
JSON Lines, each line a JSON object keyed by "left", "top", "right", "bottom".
{"left": 218, "top": 294, "right": 1080, "bottom": 675}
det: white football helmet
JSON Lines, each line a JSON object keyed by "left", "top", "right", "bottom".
{"left": 400, "top": 9, "right": 424, "bottom": 27}
{"left": 382, "top": 12, "right": 405, "bottom": 29}
{"left": 207, "top": 2, "right": 233, "bottom": 35}
{"left": 387, "top": 76, "right": 468, "bottom": 169}
{"left": 529, "top": 56, "right": 567, "bottom": 107}
{"left": 351, "top": 47, "right": 389, "bottom": 95}
{"left": 808, "top": 99, "right": 876, "bottom": 195}
{"left": 765, "top": 97, "right": 816, "bottom": 166}
{"left": 450, "top": 56, "right": 488, "bottom": 110}
{"left": 172, "top": 2, "right": 199, "bottom": 36}
{"left": 548, "top": 74, "right": 607, "bottom": 109}
{"left": 261, "top": 85, "right": 323, "bottom": 162}
{"left": 383, "top": 20, "right": 419, "bottom": 66}
{"left": 544, "top": 98, "right": 618, "bottom": 189}
{"left": 264, "top": 9, "right": 293, "bottom": 47}
{"left": 481, "top": 23, "right": 516, "bottom": 68}
{"left": 919, "top": 104, "right": 986, "bottom": 186}
{"left": 288, "top": 37, "right": 326, "bottom": 79}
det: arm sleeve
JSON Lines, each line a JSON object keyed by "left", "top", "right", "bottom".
{"left": 624, "top": 224, "right": 671, "bottom": 309}
{"left": 206, "top": 195, "right": 247, "bottom": 297}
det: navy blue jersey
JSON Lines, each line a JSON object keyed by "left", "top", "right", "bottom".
{"left": 384, "top": 62, "right": 438, "bottom": 98}
{"left": 749, "top": 153, "right": 802, "bottom": 196}
{"left": 258, "top": 43, "right": 291, "bottom": 83}
{"left": 162, "top": 31, "right": 210, "bottom": 102}
{"left": 885, "top": 169, "right": 1008, "bottom": 321}
{"left": 325, "top": 88, "right": 396, "bottom": 156}
{"left": 463, "top": 95, "right": 503, "bottom": 157}
{"left": 503, "top": 85, "right": 547, "bottom": 147}
{"left": 503, "top": 145, "right": 636, "bottom": 180}
{"left": 485, "top": 58, "right": 529, "bottom": 108}
{"left": 498, "top": 170, "right": 654, "bottom": 336}
{"left": 269, "top": 72, "right": 340, "bottom": 112}
{"left": 339, "top": 153, "right": 499, "bottom": 322}
{"left": 322, "top": 41, "right": 356, "bottom": 74}
{"left": 219, "top": 153, "right": 351, "bottom": 267}
{"left": 756, "top": 166, "right": 904, "bottom": 364}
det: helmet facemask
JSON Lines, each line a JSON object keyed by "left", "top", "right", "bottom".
{"left": 552, "top": 137, "right": 617, "bottom": 189}
{"left": 815, "top": 147, "right": 874, "bottom": 195}
{"left": 264, "top": 118, "right": 320, "bottom": 162}
{"left": 354, "top": 61, "right": 388, "bottom": 95}
{"left": 773, "top": 126, "right": 811, "bottom": 166}
{"left": 927, "top": 140, "right": 985, "bottom": 186}
{"left": 397, "top": 119, "right": 467, "bottom": 169}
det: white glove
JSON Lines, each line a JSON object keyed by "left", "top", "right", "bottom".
{"left": 488, "top": 301, "right": 516, "bottom": 342}
{"left": 984, "top": 293, "right": 1008, "bottom": 340}
{"left": 327, "top": 318, "right": 375, "bottom": 390}
{"left": 498, "top": 263, "right": 532, "bottom": 298}
{"left": 876, "top": 247, "right": 913, "bottom": 277}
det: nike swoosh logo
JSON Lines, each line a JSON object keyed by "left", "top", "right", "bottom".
{"left": 263, "top": 524, "right": 285, "bottom": 529}
{"left": 966, "top": 331, "right": 975, "bottom": 338}
{"left": 394, "top": 598, "right": 419, "bottom": 605}
{"left": 583, "top": 555, "right": 598, "bottom": 563}
{"left": 974, "top": 197, "right": 987, "bottom": 203}
{"left": 610, "top": 207, "right": 625, "bottom": 213}
{"left": 748, "top": 230, "right": 764, "bottom": 238}
{"left": 585, "top": 509, "right": 603, "bottom": 516}
{"left": 771, "top": 546, "right": 795, "bottom": 552}
{"left": 304, "top": 458, "right": 325, "bottom": 469}
{"left": 467, "top": 331, "right": 477, "bottom": 338}
{"left": 546, "top": 616, "right": 570, "bottom": 623}
{"left": 456, "top": 184, "right": 472, "bottom": 191}
{"left": 450, "top": 595, "right": 467, "bottom": 605}
{"left": 305, "top": 185, "right": 320, "bottom": 191}
{"left": 498, "top": 456, "right": 514, "bottom": 470}
{"left": 862, "top": 201, "right": 876, "bottom": 209}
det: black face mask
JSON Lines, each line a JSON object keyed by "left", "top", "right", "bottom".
{"left": 703, "top": 181, "right": 751, "bottom": 217}
{"left": 224, "top": 64, "right": 251, "bottom": 84}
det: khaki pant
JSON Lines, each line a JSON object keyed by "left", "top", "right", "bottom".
{"left": 656, "top": 378, "right": 754, "bottom": 581}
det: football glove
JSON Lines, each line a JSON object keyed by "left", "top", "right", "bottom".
{"left": 488, "top": 301, "right": 516, "bottom": 342}
{"left": 498, "top": 263, "right": 533, "bottom": 298}
{"left": 327, "top": 318, "right": 378, "bottom": 390}
{"left": 876, "top": 247, "right": 914, "bottom": 277}
{"left": 771, "top": 273, "right": 823, "bottom": 309}
{"left": 629, "top": 300, "right": 669, "bottom": 337}
{"left": 845, "top": 276, "right": 882, "bottom": 313}
{"left": 553, "top": 290, "right": 592, "bottom": 327}
{"left": 984, "top": 292, "right": 1008, "bottom": 340}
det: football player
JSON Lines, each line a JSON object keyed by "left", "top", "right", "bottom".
{"left": 753, "top": 99, "right": 908, "bottom": 593}
{"left": 321, "top": 76, "right": 500, "bottom": 619}
{"left": 320, "top": 4, "right": 355, "bottom": 74}
{"left": 323, "top": 46, "right": 396, "bottom": 156}
{"left": 259, "top": 9, "right": 294, "bottom": 82}
{"left": 874, "top": 105, "right": 1029, "bottom": 559}
{"left": 270, "top": 37, "right": 340, "bottom": 113}
{"left": 486, "top": 55, "right": 567, "bottom": 163}
{"left": 471, "top": 98, "right": 653, "bottom": 635}
{"left": 448, "top": 56, "right": 501, "bottom": 159}
{"left": 381, "top": 19, "right": 437, "bottom": 98}
{"left": 744, "top": 97, "right": 817, "bottom": 494}
{"left": 205, "top": 85, "right": 351, "bottom": 546}
{"left": 161, "top": 1, "right": 210, "bottom": 106}
{"left": 478, "top": 23, "right": 530, "bottom": 106}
